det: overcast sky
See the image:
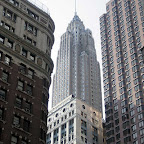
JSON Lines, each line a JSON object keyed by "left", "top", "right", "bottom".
{"left": 39, "top": 0, "right": 108, "bottom": 110}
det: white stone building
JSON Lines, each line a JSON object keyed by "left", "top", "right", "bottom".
{"left": 47, "top": 95, "right": 103, "bottom": 144}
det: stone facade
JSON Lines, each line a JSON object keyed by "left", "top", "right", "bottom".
{"left": 47, "top": 95, "right": 103, "bottom": 144}
{"left": 52, "top": 14, "right": 102, "bottom": 112}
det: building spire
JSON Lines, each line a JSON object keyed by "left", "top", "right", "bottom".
{"left": 75, "top": 0, "right": 77, "bottom": 15}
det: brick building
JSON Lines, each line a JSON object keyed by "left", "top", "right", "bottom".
{"left": 0, "top": 0, "right": 54, "bottom": 143}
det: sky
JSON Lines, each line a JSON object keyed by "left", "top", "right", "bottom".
{"left": 39, "top": 0, "right": 108, "bottom": 110}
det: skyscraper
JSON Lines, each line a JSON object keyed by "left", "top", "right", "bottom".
{"left": 100, "top": 0, "right": 144, "bottom": 143}
{"left": 0, "top": 0, "right": 54, "bottom": 143}
{"left": 52, "top": 14, "right": 102, "bottom": 112}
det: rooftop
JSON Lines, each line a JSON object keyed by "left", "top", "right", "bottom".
{"left": 27, "top": 0, "right": 49, "bottom": 15}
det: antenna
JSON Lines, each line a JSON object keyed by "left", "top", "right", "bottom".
{"left": 75, "top": 0, "right": 77, "bottom": 15}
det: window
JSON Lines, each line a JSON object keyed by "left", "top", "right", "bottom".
{"left": 26, "top": 84, "right": 33, "bottom": 95}
{"left": 0, "top": 89, "right": 6, "bottom": 100}
{"left": 25, "top": 101, "right": 31, "bottom": 113}
{"left": 23, "top": 119, "right": 30, "bottom": 132}
{"left": 15, "top": 97, "right": 22, "bottom": 108}
{"left": 7, "top": 40, "right": 13, "bottom": 48}
{"left": 0, "top": 34, "right": 5, "bottom": 44}
{"left": 19, "top": 64, "right": 26, "bottom": 74}
{"left": 28, "top": 69, "right": 34, "bottom": 79}
{"left": 13, "top": 116, "right": 20, "bottom": 127}
{"left": 2, "top": 71, "right": 9, "bottom": 82}
{"left": 30, "top": 53, "right": 35, "bottom": 61}
{"left": 27, "top": 9, "right": 39, "bottom": 20}
{"left": 22, "top": 48, "right": 27, "bottom": 57}
{"left": 18, "top": 80, "right": 24, "bottom": 91}
{"left": 0, "top": 52, "right": 2, "bottom": 60}
{"left": 0, "top": 108, "right": 4, "bottom": 120}
{"left": 21, "top": 140, "right": 28, "bottom": 144}
{"left": 11, "top": 136, "right": 18, "bottom": 144}
{"left": 5, "top": 55, "right": 11, "bottom": 65}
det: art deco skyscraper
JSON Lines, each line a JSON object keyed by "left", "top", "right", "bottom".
{"left": 100, "top": 0, "right": 144, "bottom": 143}
{"left": 0, "top": 0, "right": 54, "bottom": 143}
{"left": 52, "top": 14, "right": 102, "bottom": 112}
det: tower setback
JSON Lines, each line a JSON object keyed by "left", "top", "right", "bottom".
{"left": 52, "top": 14, "right": 102, "bottom": 112}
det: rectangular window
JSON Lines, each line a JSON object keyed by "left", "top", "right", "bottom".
{"left": 13, "top": 116, "right": 20, "bottom": 127}
{"left": 7, "top": 40, "right": 13, "bottom": 48}
{"left": 27, "top": 84, "right": 33, "bottom": 95}
{"left": 6, "top": 10, "right": 12, "bottom": 19}
{"left": 2, "top": 71, "right": 9, "bottom": 82}
{"left": 21, "top": 140, "right": 28, "bottom": 144}
{"left": 0, "top": 89, "right": 6, "bottom": 100}
{"left": 27, "top": 37, "right": 32, "bottom": 44}
{"left": 22, "top": 48, "right": 27, "bottom": 57}
{"left": 0, "top": 35, "right": 5, "bottom": 44}
{"left": 5, "top": 55, "right": 11, "bottom": 65}
{"left": 0, "top": 108, "right": 3, "bottom": 120}
{"left": 30, "top": 53, "right": 35, "bottom": 61}
{"left": 25, "top": 102, "right": 31, "bottom": 113}
{"left": 18, "top": 80, "right": 24, "bottom": 91}
{"left": 5, "top": 23, "right": 10, "bottom": 30}
{"left": 19, "top": 64, "right": 26, "bottom": 74}
{"left": 23, "top": 120, "right": 30, "bottom": 132}
{"left": 11, "top": 136, "right": 18, "bottom": 144}
{"left": 28, "top": 69, "right": 34, "bottom": 79}
{"left": 15, "top": 97, "right": 22, "bottom": 108}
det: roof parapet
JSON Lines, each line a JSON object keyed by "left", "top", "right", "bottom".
{"left": 27, "top": 0, "right": 50, "bottom": 15}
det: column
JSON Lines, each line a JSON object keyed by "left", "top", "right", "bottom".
{"left": 51, "top": 131, "right": 54, "bottom": 144}
{"left": 58, "top": 126, "right": 61, "bottom": 143}
{"left": 66, "top": 120, "right": 69, "bottom": 143}
{"left": 0, "top": 5, "right": 3, "bottom": 22}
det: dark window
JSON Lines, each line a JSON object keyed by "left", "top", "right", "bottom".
{"left": 2, "top": 71, "right": 9, "bottom": 82}
{"left": 23, "top": 120, "right": 30, "bottom": 132}
{"left": 27, "top": 37, "right": 32, "bottom": 44}
{"left": 7, "top": 39, "right": 13, "bottom": 48}
{"left": 22, "top": 48, "right": 27, "bottom": 57}
{"left": 19, "top": 64, "right": 26, "bottom": 74}
{"left": 30, "top": 53, "right": 35, "bottom": 61}
{"left": 0, "top": 108, "right": 4, "bottom": 120}
{"left": 40, "top": 128, "right": 46, "bottom": 140}
{"left": 18, "top": 80, "right": 24, "bottom": 91}
{"left": 26, "top": 84, "right": 33, "bottom": 95}
{"left": 13, "top": 116, "right": 20, "bottom": 127}
{"left": 27, "top": 9, "right": 39, "bottom": 20}
{"left": 0, "top": 89, "right": 6, "bottom": 100}
{"left": 15, "top": 97, "right": 22, "bottom": 108}
{"left": 25, "top": 101, "right": 31, "bottom": 113}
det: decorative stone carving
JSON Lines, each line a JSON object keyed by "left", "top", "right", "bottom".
{"left": 15, "top": 44, "right": 21, "bottom": 53}
{"left": 37, "top": 58, "right": 42, "bottom": 66}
